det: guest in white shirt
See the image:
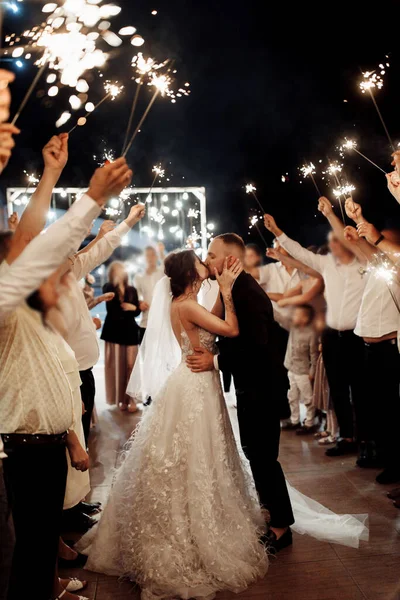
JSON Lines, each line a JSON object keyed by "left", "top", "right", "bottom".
{"left": 0, "top": 158, "right": 133, "bottom": 600}
{"left": 342, "top": 199, "right": 400, "bottom": 484}
{"left": 264, "top": 209, "right": 367, "bottom": 458}
{"left": 134, "top": 243, "right": 165, "bottom": 343}
{"left": 60, "top": 205, "right": 145, "bottom": 445}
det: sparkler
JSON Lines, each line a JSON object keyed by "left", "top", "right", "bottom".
{"left": 121, "top": 53, "right": 164, "bottom": 154}
{"left": 340, "top": 139, "right": 386, "bottom": 175}
{"left": 359, "top": 65, "right": 394, "bottom": 151}
{"left": 66, "top": 81, "right": 122, "bottom": 133}
{"left": 249, "top": 214, "right": 268, "bottom": 246}
{"left": 325, "top": 158, "right": 346, "bottom": 222}
{"left": 300, "top": 162, "right": 321, "bottom": 196}
{"left": 367, "top": 256, "right": 400, "bottom": 314}
{"left": 5, "top": 0, "right": 126, "bottom": 123}
{"left": 245, "top": 183, "right": 264, "bottom": 212}
{"left": 11, "top": 61, "right": 47, "bottom": 125}
{"left": 122, "top": 67, "right": 190, "bottom": 157}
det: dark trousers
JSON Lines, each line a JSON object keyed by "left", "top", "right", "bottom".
{"left": 236, "top": 387, "right": 294, "bottom": 528}
{"left": 273, "top": 325, "right": 291, "bottom": 420}
{"left": 222, "top": 370, "right": 232, "bottom": 393}
{"left": 2, "top": 437, "right": 67, "bottom": 600}
{"left": 321, "top": 328, "right": 365, "bottom": 441}
{"left": 0, "top": 463, "right": 14, "bottom": 600}
{"left": 80, "top": 367, "right": 95, "bottom": 446}
{"left": 363, "top": 339, "right": 400, "bottom": 468}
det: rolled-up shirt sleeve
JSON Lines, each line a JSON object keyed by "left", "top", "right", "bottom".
{"left": 277, "top": 233, "right": 326, "bottom": 274}
{"left": 0, "top": 194, "right": 101, "bottom": 321}
{"left": 71, "top": 221, "right": 130, "bottom": 281}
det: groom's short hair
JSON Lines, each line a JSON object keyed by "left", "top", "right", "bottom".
{"left": 214, "top": 233, "right": 245, "bottom": 255}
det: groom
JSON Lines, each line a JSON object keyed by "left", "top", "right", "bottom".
{"left": 187, "top": 233, "right": 294, "bottom": 551}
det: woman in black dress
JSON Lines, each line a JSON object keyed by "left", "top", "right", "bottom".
{"left": 101, "top": 261, "right": 141, "bottom": 412}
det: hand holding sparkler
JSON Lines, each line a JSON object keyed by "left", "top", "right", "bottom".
{"left": 42, "top": 133, "right": 68, "bottom": 172}
{"left": 263, "top": 214, "right": 283, "bottom": 237}
{"left": 7, "top": 211, "right": 18, "bottom": 231}
{"left": 390, "top": 151, "right": 400, "bottom": 176}
{"left": 344, "top": 198, "right": 363, "bottom": 224}
{"left": 125, "top": 203, "right": 146, "bottom": 227}
{"left": 317, "top": 196, "right": 334, "bottom": 218}
{"left": 356, "top": 221, "right": 381, "bottom": 245}
{"left": 97, "top": 220, "right": 116, "bottom": 238}
{"left": 266, "top": 247, "right": 280, "bottom": 261}
{"left": 88, "top": 157, "right": 133, "bottom": 206}
{"left": 0, "top": 122, "right": 19, "bottom": 174}
{"left": 343, "top": 226, "right": 360, "bottom": 244}
{"left": 0, "top": 69, "right": 14, "bottom": 123}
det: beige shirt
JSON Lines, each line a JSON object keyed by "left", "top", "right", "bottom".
{"left": 0, "top": 299, "right": 75, "bottom": 435}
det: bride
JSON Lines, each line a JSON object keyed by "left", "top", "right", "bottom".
{"left": 81, "top": 249, "right": 368, "bottom": 600}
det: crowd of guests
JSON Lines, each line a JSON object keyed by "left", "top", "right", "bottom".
{"left": 241, "top": 178, "right": 400, "bottom": 509}
{"left": 1, "top": 64, "right": 400, "bottom": 600}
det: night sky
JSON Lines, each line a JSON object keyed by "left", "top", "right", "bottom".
{"left": 2, "top": 0, "right": 400, "bottom": 249}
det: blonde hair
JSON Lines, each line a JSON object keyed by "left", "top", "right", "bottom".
{"left": 107, "top": 261, "right": 128, "bottom": 287}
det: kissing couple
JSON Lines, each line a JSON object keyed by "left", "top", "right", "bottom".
{"left": 78, "top": 233, "right": 368, "bottom": 600}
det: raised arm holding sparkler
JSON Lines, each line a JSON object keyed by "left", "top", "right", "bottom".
{"left": 7, "top": 133, "right": 69, "bottom": 263}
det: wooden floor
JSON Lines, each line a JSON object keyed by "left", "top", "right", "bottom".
{"left": 63, "top": 364, "right": 400, "bottom": 600}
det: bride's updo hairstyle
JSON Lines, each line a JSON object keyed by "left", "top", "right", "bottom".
{"left": 164, "top": 249, "right": 201, "bottom": 299}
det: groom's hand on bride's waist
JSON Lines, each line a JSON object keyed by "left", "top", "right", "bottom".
{"left": 186, "top": 347, "right": 215, "bottom": 373}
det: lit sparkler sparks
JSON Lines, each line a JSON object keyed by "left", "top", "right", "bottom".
{"left": 245, "top": 183, "right": 264, "bottom": 213}
{"left": 359, "top": 60, "right": 394, "bottom": 150}
{"left": 326, "top": 162, "right": 343, "bottom": 176}
{"left": 5, "top": 0, "right": 130, "bottom": 124}
{"left": 333, "top": 184, "right": 355, "bottom": 198}
{"left": 66, "top": 80, "right": 123, "bottom": 133}
{"left": 359, "top": 70, "right": 384, "bottom": 93}
{"left": 152, "top": 164, "right": 165, "bottom": 179}
{"left": 299, "top": 162, "right": 321, "bottom": 196}
{"left": 187, "top": 208, "right": 199, "bottom": 219}
{"left": 340, "top": 139, "right": 387, "bottom": 174}
{"left": 122, "top": 61, "right": 190, "bottom": 156}
{"left": 248, "top": 213, "right": 268, "bottom": 245}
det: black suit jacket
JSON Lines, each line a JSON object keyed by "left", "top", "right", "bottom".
{"left": 218, "top": 271, "right": 282, "bottom": 391}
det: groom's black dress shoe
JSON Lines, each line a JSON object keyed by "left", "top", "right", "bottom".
{"left": 61, "top": 509, "right": 98, "bottom": 533}
{"left": 376, "top": 468, "right": 400, "bottom": 485}
{"left": 77, "top": 501, "right": 102, "bottom": 515}
{"left": 356, "top": 442, "right": 383, "bottom": 469}
{"left": 263, "top": 528, "right": 293, "bottom": 554}
{"left": 58, "top": 552, "right": 88, "bottom": 569}
{"left": 325, "top": 440, "right": 357, "bottom": 457}
{"left": 387, "top": 487, "right": 400, "bottom": 500}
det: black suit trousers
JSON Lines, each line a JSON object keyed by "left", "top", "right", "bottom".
{"left": 80, "top": 368, "right": 96, "bottom": 446}
{"left": 236, "top": 386, "right": 294, "bottom": 528}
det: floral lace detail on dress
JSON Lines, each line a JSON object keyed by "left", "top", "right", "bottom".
{"left": 82, "top": 327, "right": 268, "bottom": 600}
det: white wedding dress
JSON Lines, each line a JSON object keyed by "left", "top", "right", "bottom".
{"left": 83, "top": 327, "right": 268, "bottom": 600}
{"left": 80, "top": 278, "right": 368, "bottom": 600}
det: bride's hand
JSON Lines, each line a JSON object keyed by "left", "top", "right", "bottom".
{"left": 215, "top": 258, "right": 242, "bottom": 292}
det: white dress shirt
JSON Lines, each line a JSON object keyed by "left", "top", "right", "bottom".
{"left": 0, "top": 299, "right": 75, "bottom": 434}
{"left": 258, "top": 262, "right": 302, "bottom": 331}
{"left": 134, "top": 266, "right": 164, "bottom": 328}
{"left": 355, "top": 272, "right": 400, "bottom": 339}
{"left": 61, "top": 221, "right": 130, "bottom": 371}
{"left": 277, "top": 233, "right": 367, "bottom": 331}
{"left": 0, "top": 194, "right": 101, "bottom": 322}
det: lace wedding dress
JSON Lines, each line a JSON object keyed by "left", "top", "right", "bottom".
{"left": 83, "top": 328, "right": 268, "bottom": 600}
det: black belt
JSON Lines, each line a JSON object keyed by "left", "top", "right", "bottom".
{"left": 1, "top": 432, "right": 67, "bottom": 447}
{"left": 364, "top": 338, "right": 397, "bottom": 348}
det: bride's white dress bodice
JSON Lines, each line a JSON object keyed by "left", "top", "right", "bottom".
{"left": 180, "top": 328, "right": 217, "bottom": 361}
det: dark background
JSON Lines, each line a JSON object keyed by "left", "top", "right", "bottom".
{"left": 2, "top": 0, "right": 400, "bottom": 249}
